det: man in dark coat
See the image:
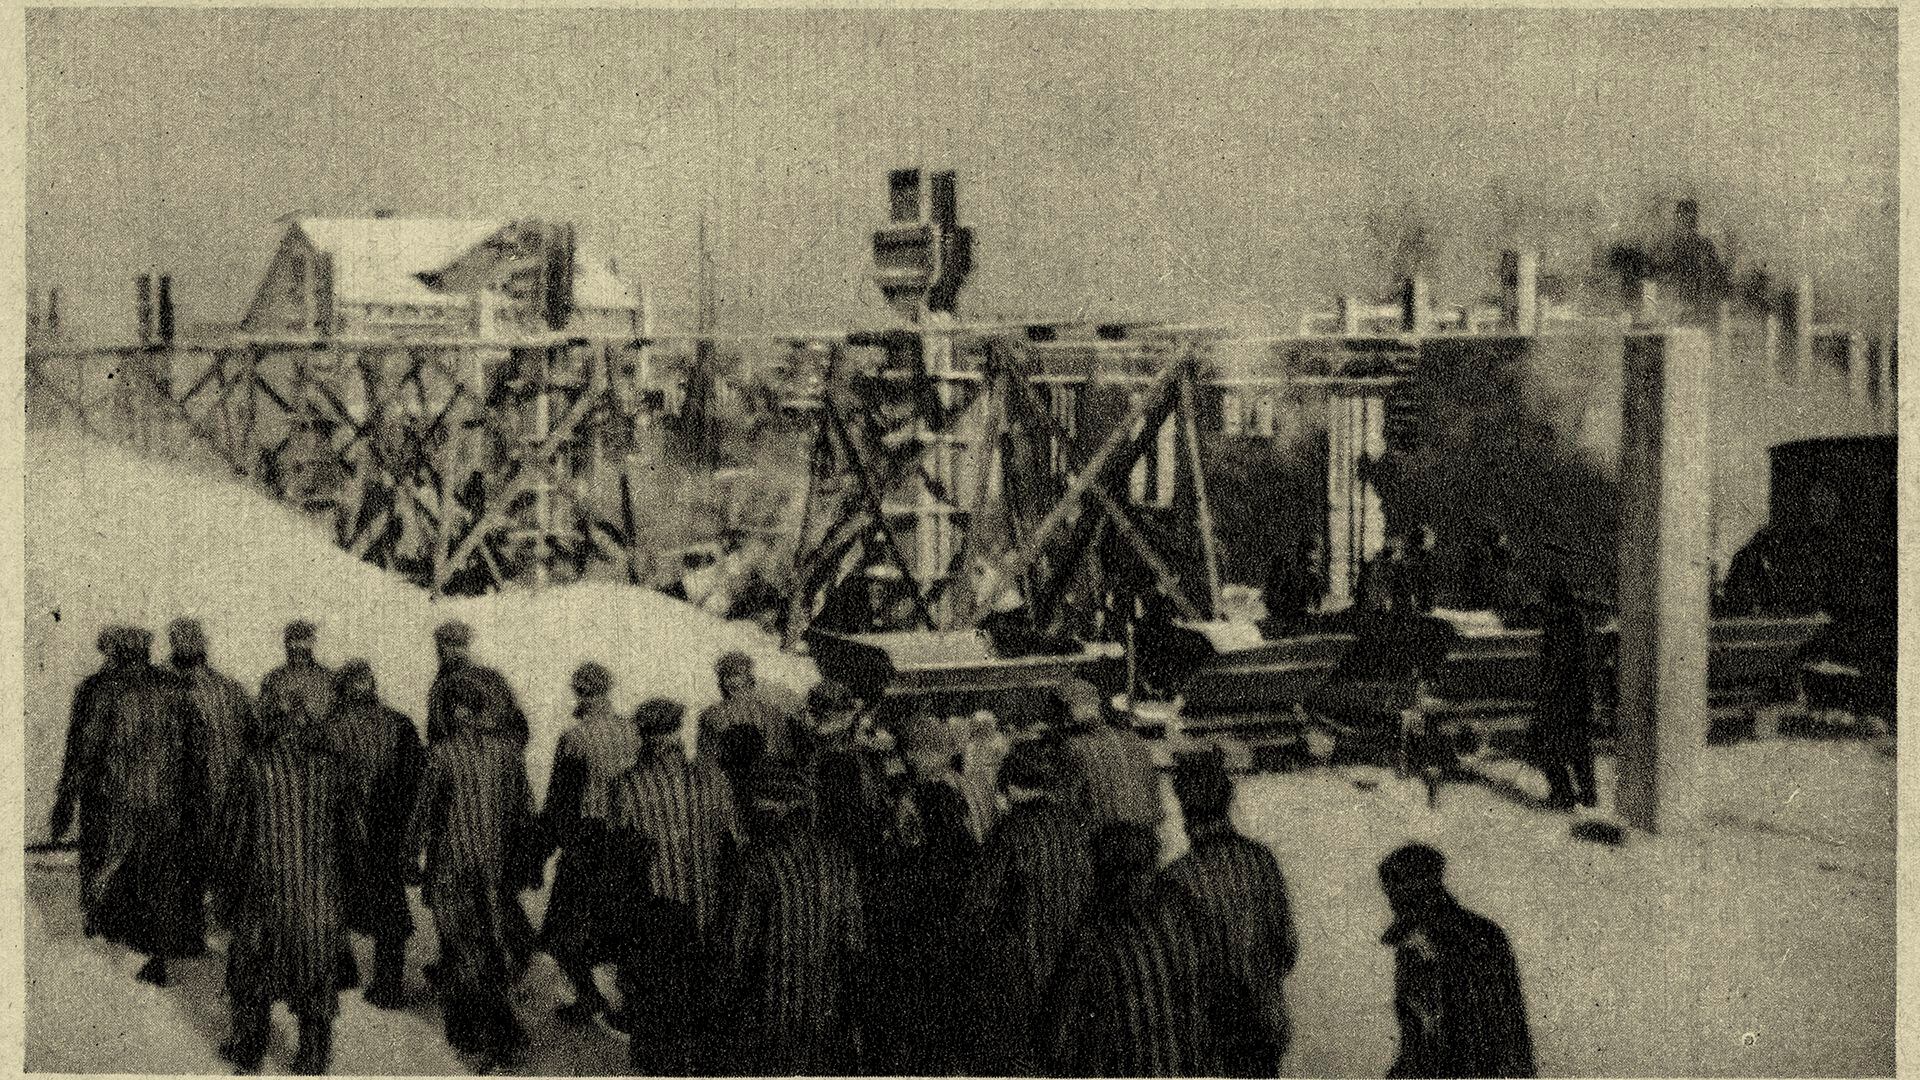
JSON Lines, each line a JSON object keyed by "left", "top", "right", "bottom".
{"left": 425, "top": 620, "right": 529, "bottom": 746}
{"left": 50, "top": 626, "right": 144, "bottom": 935}
{"left": 1056, "top": 678, "right": 1163, "bottom": 831}
{"left": 1044, "top": 822, "right": 1221, "bottom": 1078}
{"left": 1163, "top": 751, "right": 1298, "bottom": 1076}
{"left": 328, "top": 658, "right": 426, "bottom": 1009}
{"left": 610, "top": 699, "right": 742, "bottom": 942}
{"left": 50, "top": 625, "right": 208, "bottom": 986}
{"left": 957, "top": 738, "right": 1097, "bottom": 1075}
{"left": 538, "top": 662, "right": 640, "bottom": 1024}
{"left": 715, "top": 769, "right": 867, "bottom": 1076}
{"left": 610, "top": 834, "right": 708, "bottom": 1076}
{"left": 1534, "top": 578, "right": 1598, "bottom": 811}
{"left": 1261, "top": 536, "right": 1324, "bottom": 636}
{"left": 406, "top": 673, "right": 540, "bottom": 1071}
{"left": 257, "top": 620, "right": 334, "bottom": 748}
{"left": 1378, "top": 844, "right": 1536, "bottom": 1079}
{"left": 697, "top": 651, "right": 804, "bottom": 768}
{"left": 216, "top": 700, "right": 367, "bottom": 1074}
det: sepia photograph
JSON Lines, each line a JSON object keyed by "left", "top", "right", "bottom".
{"left": 18, "top": 7, "right": 1899, "bottom": 1077}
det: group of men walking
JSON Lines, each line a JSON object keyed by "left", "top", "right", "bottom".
{"left": 50, "top": 615, "right": 1537, "bottom": 1078}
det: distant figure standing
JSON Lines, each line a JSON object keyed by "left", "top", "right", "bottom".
{"left": 1043, "top": 822, "right": 1221, "bottom": 1078}
{"left": 216, "top": 692, "right": 366, "bottom": 1075}
{"left": 957, "top": 739, "right": 1096, "bottom": 1075}
{"left": 1056, "top": 678, "right": 1163, "bottom": 832}
{"left": 51, "top": 625, "right": 208, "bottom": 984}
{"left": 539, "top": 662, "right": 641, "bottom": 1024}
{"left": 1164, "top": 751, "right": 1298, "bottom": 1077}
{"left": 698, "top": 651, "right": 804, "bottom": 775}
{"left": 257, "top": 620, "right": 334, "bottom": 747}
{"left": 1534, "top": 579, "right": 1597, "bottom": 811}
{"left": 425, "top": 620, "right": 528, "bottom": 746}
{"left": 406, "top": 674, "right": 540, "bottom": 1071}
{"left": 715, "top": 770, "right": 868, "bottom": 1077}
{"left": 1378, "top": 844, "right": 1536, "bottom": 1080}
{"left": 1261, "top": 536, "right": 1325, "bottom": 636}
{"left": 328, "top": 658, "right": 426, "bottom": 1010}
{"left": 1461, "top": 527, "right": 1514, "bottom": 614}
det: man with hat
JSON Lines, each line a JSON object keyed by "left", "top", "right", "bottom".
{"left": 167, "top": 618, "right": 252, "bottom": 838}
{"left": 1042, "top": 821, "right": 1221, "bottom": 1078}
{"left": 328, "top": 658, "right": 426, "bottom": 1009}
{"left": 956, "top": 737, "right": 1096, "bottom": 1075}
{"left": 257, "top": 620, "right": 334, "bottom": 748}
{"left": 51, "top": 626, "right": 148, "bottom": 928}
{"left": 538, "top": 661, "right": 640, "bottom": 1025}
{"left": 405, "top": 671, "right": 540, "bottom": 1071}
{"left": 425, "top": 620, "right": 528, "bottom": 747}
{"left": 716, "top": 767, "right": 867, "bottom": 1076}
{"left": 613, "top": 698, "right": 742, "bottom": 943}
{"left": 1164, "top": 750, "right": 1299, "bottom": 1076}
{"left": 216, "top": 661, "right": 366, "bottom": 1075}
{"left": 52, "top": 624, "right": 208, "bottom": 985}
{"left": 698, "top": 650, "right": 804, "bottom": 777}
{"left": 1378, "top": 844, "right": 1536, "bottom": 1080}
{"left": 1056, "top": 677, "right": 1164, "bottom": 831}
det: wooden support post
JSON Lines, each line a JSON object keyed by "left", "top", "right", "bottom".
{"left": 1615, "top": 329, "right": 1713, "bottom": 835}
{"left": 1177, "top": 362, "right": 1224, "bottom": 618}
{"left": 533, "top": 346, "right": 553, "bottom": 589}
{"left": 966, "top": 357, "right": 1186, "bottom": 630}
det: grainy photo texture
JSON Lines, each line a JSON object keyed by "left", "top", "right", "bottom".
{"left": 20, "top": 8, "right": 1898, "bottom": 1077}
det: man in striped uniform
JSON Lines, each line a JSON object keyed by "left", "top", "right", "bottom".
{"left": 257, "top": 621, "right": 333, "bottom": 748}
{"left": 424, "top": 620, "right": 529, "bottom": 747}
{"left": 957, "top": 738, "right": 1096, "bottom": 1076}
{"left": 52, "top": 625, "right": 209, "bottom": 986}
{"left": 538, "top": 661, "right": 639, "bottom": 1025}
{"left": 405, "top": 673, "right": 540, "bottom": 1071}
{"left": 167, "top": 619, "right": 251, "bottom": 879}
{"left": 1043, "top": 822, "right": 1222, "bottom": 1078}
{"left": 1379, "top": 844, "right": 1536, "bottom": 1079}
{"left": 216, "top": 697, "right": 367, "bottom": 1075}
{"left": 1163, "top": 750, "right": 1299, "bottom": 1076}
{"left": 328, "top": 658, "right": 426, "bottom": 1010}
{"left": 610, "top": 698, "right": 741, "bottom": 941}
{"left": 716, "top": 769, "right": 867, "bottom": 1076}
{"left": 697, "top": 651, "right": 804, "bottom": 771}
{"left": 1055, "top": 678, "right": 1164, "bottom": 831}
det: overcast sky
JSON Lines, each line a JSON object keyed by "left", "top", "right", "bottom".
{"left": 25, "top": 7, "right": 1898, "bottom": 346}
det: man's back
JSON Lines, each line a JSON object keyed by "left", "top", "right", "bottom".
{"left": 1045, "top": 883, "right": 1219, "bottom": 1078}
{"left": 1065, "top": 725, "right": 1164, "bottom": 830}
{"left": 259, "top": 660, "right": 334, "bottom": 743}
{"left": 1164, "top": 822, "right": 1298, "bottom": 1071}
{"left": 698, "top": 684, "right": 802, "bottom": 765}
{"left": 180, "top": 664, "right": 251, "bottom": 811}
{"left": 1387, "top": 899, "right": 1536, "bottom": 1079}
{"left": 965, "top": 797, "right": 1096, "bottom": 996}
{"left": 611, "top": 746, "right": 740, "bottom": 934}
{"left": 409, "top": 735, "right": 530, "bottom": 904}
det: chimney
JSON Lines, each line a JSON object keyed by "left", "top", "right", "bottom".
{"left": 1675, "top": 199, "right": 1700, "bottom": 237}
{"left": 136, "top": 275, "right": 154, "bottom": 347}
{"left": 1499, "top": 251, "right": 1539, "bottom": 334}
{"left": 46, "top": 288, "right": 60, "bottom": 336}
{"left": 1795, "top": 275, "right": 1815, "bottom": 385}
{"left": 1400, "top": 276, "right": 1430, "bottom": 335}
{"left": 156, "top": 274, "right": 175, "bottom": 347}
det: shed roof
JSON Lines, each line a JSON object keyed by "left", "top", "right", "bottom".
{"left": 295, "top": 217, "right": 511, "bottom": 305}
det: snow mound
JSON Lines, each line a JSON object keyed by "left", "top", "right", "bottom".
{"left": 24, "top": 427, "right": 816, "bottom": 830}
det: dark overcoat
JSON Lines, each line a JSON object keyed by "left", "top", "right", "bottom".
{"left": 538, "top": 700, "right": 640, "bottom": 963}
{"left": 329, "top": 694, "right": 426, "bottom": 941}
{"left": 425, "top": 663, "right": 529, "bottom": 746}
{"left": 1384, "top": 895, "right": 1537, "bottom": 1080}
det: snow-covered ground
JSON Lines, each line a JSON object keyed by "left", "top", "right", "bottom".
{"left": 23, "top": 428, "right": 1897, "bottom": 1076}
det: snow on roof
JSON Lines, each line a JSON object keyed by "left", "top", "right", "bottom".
{"left": 573, "top": 258, "right": 638, "bottom": 310}
{"left": 294, "top": 217, "right": 512, "bottom": 305}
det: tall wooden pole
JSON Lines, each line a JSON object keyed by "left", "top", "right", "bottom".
{"left": 1177, "top": 357, "right": 1223, "bottom": 618}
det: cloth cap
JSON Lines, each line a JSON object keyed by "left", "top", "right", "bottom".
{"left": 167, "top": 618, "right": 208, "bottom": 654}
{"left": 714, "top": 650, "right": 755, "bottom": 680}
{"left": 1379, "top": 842, "right": 1448, "bottom": 887}
{"left": 1171, "top": 748, "right": 1233, "bottom": 821}
{"left": 284, "top": 620, "right": 317, "bottom": 645}
{"left": 338, "top": 657, "right": 375, "bottom": 682}
{"left": 99, "top": 625, "right": 146, "bottom": 656}
{"left": 998, "top": 739, "right": 1067, "bottom": 792}
{"left": 806, "top": 678, "right": 858, "bottom": 716}
{"left": 571, "top": 662, "right": 614, "bottom": 698}
{"left": 633, "top": 697, "right": 686, "bottom": 737}
{"left": 434, "top": 620, "right": 473, "bottom": 648}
